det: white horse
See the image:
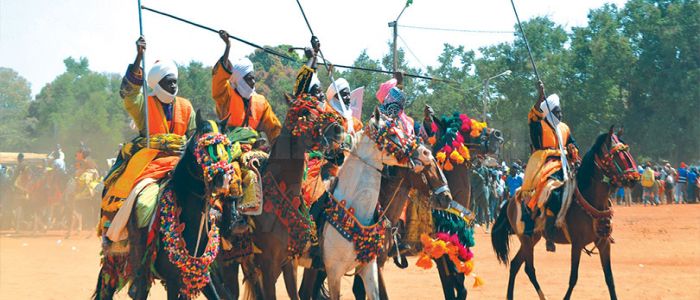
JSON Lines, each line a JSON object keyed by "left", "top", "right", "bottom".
{"left": 322, "top": 110, "right": 433, "bottom": 300}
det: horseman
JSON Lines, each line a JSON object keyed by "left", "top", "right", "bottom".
{"left": 213, "top": 30, "right": 281, "bottom": 145}
{"left": 377, "top": 73, "right": 414, "bottom": 135}
{"left": 100, "top": 36, "right": 195, "bottom": 238}
{"left": 520, "top": 81, "right": 580, "bottom": 252}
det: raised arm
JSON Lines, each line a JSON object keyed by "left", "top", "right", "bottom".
{"left": 120, "top": 36, "right": 148, "bottom": 133}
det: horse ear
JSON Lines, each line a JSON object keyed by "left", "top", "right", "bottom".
{"left": 219, "top": 116, "right": 229, "bottom": 133}
{"left": 374, "top": 106, "right": 381, "bottom": 123}
{"left": 195, "top": 109, "right": 205, "bottom": 131}
{"left": 608, "top": 125, "right": 615, "bottom": 137}
{"left": 616, "top": 126, "right": 624, "bottom": 138}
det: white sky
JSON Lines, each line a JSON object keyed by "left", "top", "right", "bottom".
{"left": 0, "top": 0, "right": 626, "bottom": 96}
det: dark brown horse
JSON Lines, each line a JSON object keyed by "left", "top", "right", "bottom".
{"left": 491, "top": 128, "right": 639, "bottom": 300}
{"left": 93, "top": 114, "right": 234, "bottom": 300}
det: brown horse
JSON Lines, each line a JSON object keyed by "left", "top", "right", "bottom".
{"left": 491, "top": 128, "right": 639, "bottom": 300}
{"left": 237, "top": 95, "right": 346, "bottom": 300}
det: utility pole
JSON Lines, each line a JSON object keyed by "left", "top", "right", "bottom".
{"left": 389, "top": 3, "right": 409, "bottom": 73}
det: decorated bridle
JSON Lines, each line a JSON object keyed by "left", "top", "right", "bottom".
{"left": 593, "top": 133, "right": 640, "bottom": 187}
{"left": 193, "top": 121, "right": 236, "bottom": 183}
{"left": 364, "top": 115, "right": 422, "bottom": 165}
{"left": 285, "top": 94, "right": 345, "bottom": 149}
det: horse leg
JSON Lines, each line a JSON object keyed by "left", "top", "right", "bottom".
{"left": 357, "top": 261, "right": 380, "bottom": 300}
{"left": 226, "top": 262, "right": 241, "bottom": 300}
{"left": 325, "top": 268, "right": 342, "bottom": 300}
{"left": 522, "top": 237, "right": 546, "bottom": 300}
{"left": 597, "top": 239, "right": 618, "bottom": 300}
{"left": 165, "top": 280, "right": 181, "bottom": 300}
{"left": 507, "top": 246, "right": 526, "bottom": 300}
{"left": 452, "top": 272, "right": 467, "bottom": 300}
{"left": 563, "top": 244, "right": 583, "bottom": 300}
{"left": 312, "top": 270, "right": 328, "bottom": 300}
{"left": 202, "top": 280, "right": 221, "bottom": 300}
{"left": 377, "top": 268, "right": 389, "bottom": 300}
{"left": 282, "top": 262, "right": 300, "bottom": 300}
{"left": 260, "top": 261, "right": 282, "bottom": 300}
{"left": 352, "top": 275, "right": 365, "bottom": 300}
{"left": 436, "top": 257, "right": 455, "bottom": 300}
{"left": 298, "top": 268, "right": 318, "bottom": 300}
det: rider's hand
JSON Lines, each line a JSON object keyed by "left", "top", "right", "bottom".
{"left": 310, "top": 36, "right": 320, "bottom": 53}
{"left": 135, "top": 36, "right": 146, "bottom": 56}
{"left": 424, "top": 104, "right": 435, "bottom": 119}
{"left": 219, "top": 30, "right": 230, "bottom": 46}
{"left": 536, "top": 80, "right": 545, "bottom": 101}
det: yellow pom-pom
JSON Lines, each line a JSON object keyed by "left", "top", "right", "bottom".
{"left": 458, "top": 144, "right": 471, "bottom": 160}
{"left": 436, "top": 151, "right": 447, "bottom": 163}
{"left": 430, "top": 240, "right": 448, "bottom": 259}
{"left": 473, "top": 276, "right": 484, "bottom": 288}
{"left": 450, "top": 150, "right": 465, "bottom": 164}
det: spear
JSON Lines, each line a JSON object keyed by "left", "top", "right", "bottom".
{"left": 137, "top": 0, "right": 150, "bottom": 147}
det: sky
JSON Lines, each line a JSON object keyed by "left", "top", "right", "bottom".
{"left": 0, "top": 0, "right": 627, "bottom": 97}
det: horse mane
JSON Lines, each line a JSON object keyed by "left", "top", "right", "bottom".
{"left": 578, "top": 132, "right": 609, "bottom": 191}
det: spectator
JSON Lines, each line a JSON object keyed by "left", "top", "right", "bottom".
{"left": 687, "top": 167, "right": 698, "bottom": 203}
{"left": 663, "top": 163, "right": 676, "bottom": 204}
{"left": 677, "top": 162, "right": 688, "bottom": 203}
{"left": 641, "top": 162, "right": 657, "bottom": 206}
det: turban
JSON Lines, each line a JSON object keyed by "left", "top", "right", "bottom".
{"left": 230, "top": 58, "right": 255, "bottom": 98}
{"left": 378, "top": 87, "right": 406, "bottom": 118}
{"left": 540, "top": 94, "right": 561, "bottom": 125}
{"left": 325, "top": 78, "right": 350, "bottom": 102}
{"left": 376, "top": 79, "right": 398, "bottom": 103}
{"left": 308, "top": 73, "right": 321, "bottom": 92}
{"left": 146, "top": 60, "right": 178, "bottom": 89}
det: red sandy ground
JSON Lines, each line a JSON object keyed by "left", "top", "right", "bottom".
{"left": 1, "top": 204, "right": 699, "bottom": 299}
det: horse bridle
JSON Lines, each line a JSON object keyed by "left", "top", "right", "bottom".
{"left": 593, "top": 134, "right": 639, "bottom": 186}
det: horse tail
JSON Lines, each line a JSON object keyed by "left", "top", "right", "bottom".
{"left": 241, "top": 259, "right": 263, "bottom": 300}
{"left": 491, "top": 200, "right": 513, "bottom": 265}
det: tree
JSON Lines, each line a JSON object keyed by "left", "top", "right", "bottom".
{"left": 0, "top": 68, "right": 34, "bottom": 150}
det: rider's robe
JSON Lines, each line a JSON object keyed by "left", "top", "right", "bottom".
{"left": 100, "top": 65, "right": 195, "bottom": 232}
{"left": 211, "top": 59, "right": 281, "bottom": 144}
{"left": 520, "top": 105, "right": 580, "bottom": 211}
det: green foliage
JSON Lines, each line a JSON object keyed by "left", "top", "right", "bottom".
{"left": 1, "top": 0, "right": 697, "bottom": 168}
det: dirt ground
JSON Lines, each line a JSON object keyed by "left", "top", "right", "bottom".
{"left": 1, "top": 204, "right": 699, "bottom": 299}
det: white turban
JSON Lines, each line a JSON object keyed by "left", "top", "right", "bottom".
{"left": 230, "top": 58, "right": 254, "bottom": 84}
{"left": 230, "top": 58, "right": 255, "bottom": 98}
{"left": 308, "top": 73, "right": 321, "bottom": 92}
{"left": 325, "top": 78, "right": 350, "bottom": 102}
{"left": 540, "top": 94, "right": 561, "bottom": 125}
{"left": 146, "top": 60, "right": 178, "bottom": 89}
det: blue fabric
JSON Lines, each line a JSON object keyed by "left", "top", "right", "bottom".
{"left": 678, "top": 168, "right": 688, "bottom": 183}
{"left": 506, "top": 175, "right": 523, "bottom": 197}
{"left": 161, "top": 102, "right": 173, "bottom": 121}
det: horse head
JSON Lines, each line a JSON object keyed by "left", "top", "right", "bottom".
{"left": 189, "top": 111, "right": 235, "bottom": 197}
{"left": 595, "top": 125, "right": 640, "bottom": 188}
{"left": 364, "top": 107, "right": 429, "bottom": 173}
{"left": 284, "top": 93, "right": 346, "bottom": 153}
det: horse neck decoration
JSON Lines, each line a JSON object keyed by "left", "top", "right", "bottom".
{"left": 492, "top": 126, "right": 639, "bottom": 300}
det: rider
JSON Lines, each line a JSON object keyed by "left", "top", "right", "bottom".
{"left": 100, "top": 36, "right": 196, "bottom": 238}
{"left": 213, "top": 30, "right": 281, "bottom": 145}
{"left": 48, "top": 144, "right": 66, "bottom": 173}
{"left": 520, "top": 81, "right": 580, "bottom": 252}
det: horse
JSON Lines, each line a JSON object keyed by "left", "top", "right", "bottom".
{"left": 491, "top": 128, "right": 639, "bottom": 300}
{"left": 93, "top": 114, "right": 235, "bottom": 300}
{"left": 420, "top": 112, "right": 503, "bottom": 300}
{"left": 64, "top": 169, "right": 102, "bottom": 238}
{"left": 297, "top": 140, "right": 454, "bottom": 300}
{"left": 226, "top": 94, "right": 346, "bottom": 300}
{"left": 311, "top": 108, "right": 449, "bottom": 300}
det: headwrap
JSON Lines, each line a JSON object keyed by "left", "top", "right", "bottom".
{"left": 540, "top": 94, "right": 561, "bottom": 126}
{"left": 378, "top": 87, "right": 406, "bottom": 118}
{"left": 147, "top": 60, "right": 178, "bottom": 104}
{"left": 230, "top": 58, "right": 255, "bottom": 99}
{"left": 376, "top": 78, "right": 398, "bottom": 103}
{"left": 681, "top": 162, "right": 687, "bottom": 169}
{"left": 325, "top": 78, "right": 354, "bottom": 132}
{"left": 308, "top": 73, "right": 321, "bottom": 93}
{"left": 325, "top": 78, "right": 350, "bottom": 103}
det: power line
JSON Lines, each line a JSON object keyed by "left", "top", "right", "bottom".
{"left": 398, "top": 24, "right": 515, "bottom": 34}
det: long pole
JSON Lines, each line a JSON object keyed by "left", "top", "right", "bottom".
{"left": 509, "top": 0, "right": 568, "bottom": 179}
{"left": 392, "top": 21, "right": 398, "bottom": 72}
{"left": 137, "top": 0, "right": 149, "bottom": 147}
